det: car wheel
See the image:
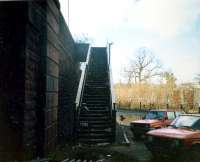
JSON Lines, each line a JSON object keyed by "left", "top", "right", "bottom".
{"left": 178, "top": 153, "right": 192, "bottom": 162}
{"left": 190, "top": 145, "right": 200, "bottom": 162}
{"left": 133, "top": 133, "right": 141, "bottom": 140}
{"left": 178, "top": 145, "right": 200, "bottom": 162}
{"left": 150, "top": 151, "right": 165, "bottom": 160}
{"left": 151, "top": 151, "right": 158, "bottom": 157}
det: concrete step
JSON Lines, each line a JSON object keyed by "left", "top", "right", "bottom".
{"left": 80, "top": 109, "right": 109, "bottom": 113}
{"left": 61, "top": 158, "right": 98, "bottom": 162}
{"left": 78, "top": 133, "right": 112, "bottom": 139}
{"left": 84, "top": 103, "right": 109, "bottom": 107}
{"left": 83, "top": 97, "right": 108, "bottom": 100}
{"left": 83, "top": 101, "right": 108, "bottom": 105}
{"left": 78, "top": 138, "right": 112, "bottom": 144}
{"left": 79, "top": 122, "right": 112, "bottom": 129}
{"left": 80, "top": 116, "right": 110, "bottom": 121}
{"left": 80, "top": 113, "right": 110, "bottom": 118}
{"left": 78, "top": 128, "right": 112, "bottom": 133}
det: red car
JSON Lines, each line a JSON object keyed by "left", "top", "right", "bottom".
{"left": 145, "top": 114, "right": 200, "bottom": 161}
{"left": 130, "top": 109, "right": 182, "bottom": 138}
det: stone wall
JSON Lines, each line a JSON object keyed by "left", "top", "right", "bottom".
{"left": 58, "top": 14, "right": 80, "bottom": 144}
{"left": 0, "top": 0, "right": 81, "bottom": 161}
{"left": 0, "top": 2, "right": 27, "bottom": 161}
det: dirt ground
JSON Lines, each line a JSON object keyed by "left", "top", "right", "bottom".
{"left": 34, "top": 122, "right": 197, "bottom": 162}
{"left": 31, "top": 110, "right": 199, "bottom": 162}
{"left": 49, "top": 110, "right": 156, "bottom": 162}
{"left": 49, "top": 123, "right": 151, "bottom": 162}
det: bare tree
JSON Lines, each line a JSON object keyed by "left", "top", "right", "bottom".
{"left": 162, "top": 71, "right": 177, "bottom": 105}
{"left": 162, "top": 71, "right": 177, "bottom": 85}
{"left": 124, "top": 47, "right": 162, "bottom": 83}
{"left": 123, "top": 67, "right": 136, "bottom": 84}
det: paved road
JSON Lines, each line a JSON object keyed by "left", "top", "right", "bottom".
{"left": 115, "top": 109, "right": 153, "bottom": 161}
{"left": 114, "top": 123, "right": 152, "bottom": 162}
{"left": 116, "top": 109, "right": 146, "bottom": 126}
{"left": 114, "top": 109, "right": 184, "bottom": 162}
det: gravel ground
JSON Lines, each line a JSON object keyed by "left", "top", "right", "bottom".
{"left": 113, "top": 123, "right": 152, "bottom": 162}
{"left": 29, "top": 122, "right": 199, "bottom": 162}
{"left": 29, "top": 110, "right": 199, "bottom": 162}
{"left": 45, "top": 122, "right": 151, "bottom": 162}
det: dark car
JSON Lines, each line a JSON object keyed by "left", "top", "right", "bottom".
{"left": 130, "top": 109, "right": 182, "bottom": 138}
{"left": 145, "top": 114, "right": 200, "bottom": 161}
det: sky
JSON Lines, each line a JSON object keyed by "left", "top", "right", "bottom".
{"left": 59, "top": 0, "right": 200, "bottom": 84}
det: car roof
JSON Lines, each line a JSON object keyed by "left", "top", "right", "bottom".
{"left": 149, "top": 109, "right": 177, "bottom": 112}
{"left": 180, "top": 114, "right": 200, "bottom": 117}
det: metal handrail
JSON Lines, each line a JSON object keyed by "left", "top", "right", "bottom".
{"left": 75, "top": 46, "right": 91, "bottom": 109}
{"left": 74, "top": 46, "right": 91, "bottom": 142}
{"left": 75, "top": 46, "right": 91, "bottom": 138}
{"left": 106, "top": 45, "right": 116, "bottom": 111}
{"left": 75, "top": 63, "right": 87, "bottom": 108}
{"left": 109, "top": 65, "right": 116, "bottom": 106}
{"left": 107, "top": 45, "right": 116, "bottom": 142}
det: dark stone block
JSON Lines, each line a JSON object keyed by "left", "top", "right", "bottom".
{"left": 75, "top": 43, "right": 89, "bottom": 62}
{"left": 0, "top": 0, "right": 80, "bottom": 161}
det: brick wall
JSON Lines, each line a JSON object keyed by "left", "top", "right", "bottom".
{"left": 58, "top": 12, "right": 81, "bottom": 144}
{"left": 0, "top": 0, "right": 81, "bottom": 161}
{"left": 24, "top": 1, "right": 47, "bottom": 158}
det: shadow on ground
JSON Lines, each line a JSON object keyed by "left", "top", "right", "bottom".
{"left": 28, "top": 122, "right": 199, "bottom": 162}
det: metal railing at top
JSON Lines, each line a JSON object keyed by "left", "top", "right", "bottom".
{"left": 109, "top": 66, "right": 116, "bottom": 110}
{"left": 75, "top": 46, "right": 91, "bottom": 109}
{"left": 106, "top": 45, "right": 116, "bottom": 114}
{"left": 107, "top": 44, "right": 116, "bottom": 142}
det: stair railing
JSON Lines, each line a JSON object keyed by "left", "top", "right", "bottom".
{"left": 107, "top": 45, "right": 116, "bottom": 142}
{"left": 106, "top": 45, "right": 116, "bottom": 112}
{"left": 75, "top": 46, "right": 91, "bottom": 140}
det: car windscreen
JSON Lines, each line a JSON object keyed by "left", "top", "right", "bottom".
{"left": 171, "top": 115, "right": 200, "bottom": 130}
{"left": 145, "top": 111, "right": 165, "bottom": 120}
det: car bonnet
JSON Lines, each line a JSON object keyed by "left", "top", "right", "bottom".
{"left": 147, "top": 128, "right": 197, "bottom": 139}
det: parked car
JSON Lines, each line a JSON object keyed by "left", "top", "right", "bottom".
{"left": 145, "top": 114, "right": 200, "bottom": 161}
{"left": 130, "top": 109, "right": 182, "bottom": 138}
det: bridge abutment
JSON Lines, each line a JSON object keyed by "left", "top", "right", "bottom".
{"left": 0, "top": 1, "right": 81, "bottom": 161}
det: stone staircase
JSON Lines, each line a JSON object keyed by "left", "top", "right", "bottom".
{"left": 27, "top": 158, "right": 104, "bottom": 162}
{"left": 76, "top": 47, "right": 115, "bottom": 144}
